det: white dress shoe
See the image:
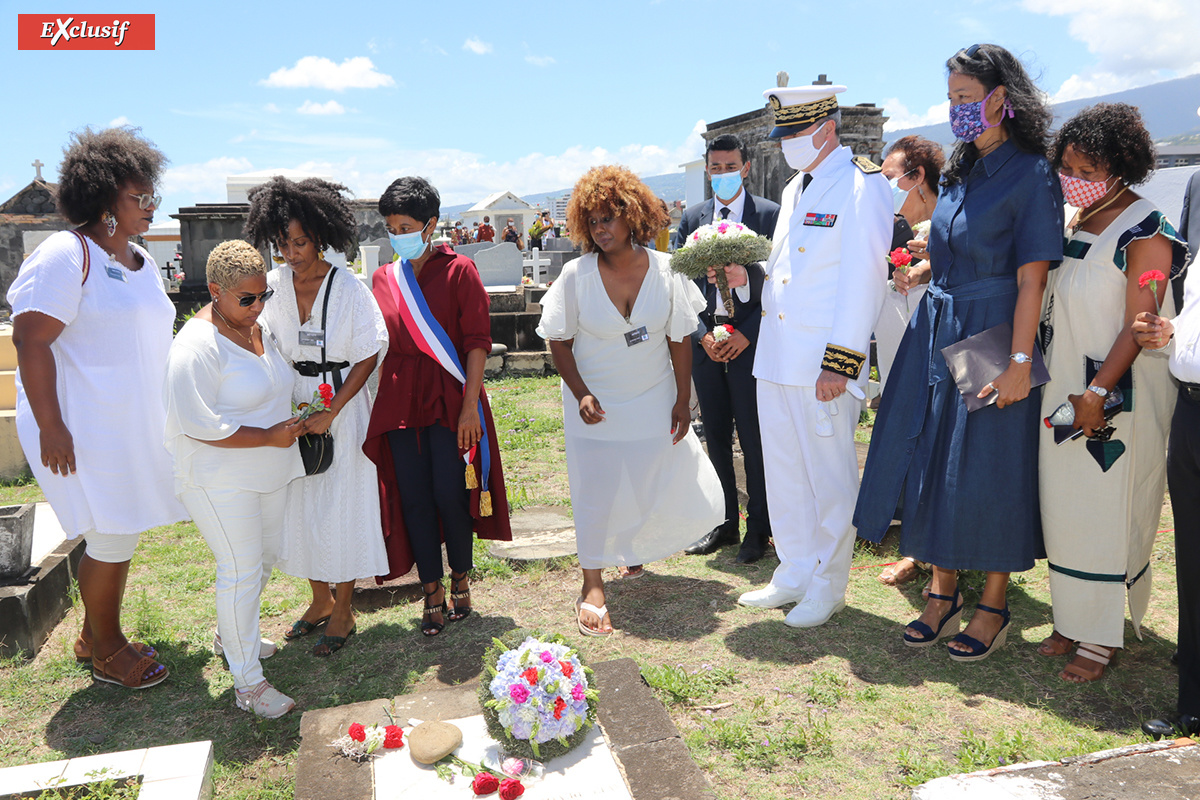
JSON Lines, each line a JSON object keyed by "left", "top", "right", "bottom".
{"left": 784, "top": 597, "right": 846, "bottom": 628}
{"left": 738, "top": 583, "right": 805, "bottom": 609}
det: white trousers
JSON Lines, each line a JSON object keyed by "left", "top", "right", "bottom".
{"left": 179, "top": 484, "right": 286, "bottom": 690}
{"left": 758, "top": 381, "right": 861, "bottom": 602}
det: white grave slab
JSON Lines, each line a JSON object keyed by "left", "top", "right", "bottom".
{"left": 373, "top": 715, "right": 631, "bottom": 800}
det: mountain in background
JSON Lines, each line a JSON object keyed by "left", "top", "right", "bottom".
{"left": 888, "top": 72, "right": 1200, "bottom": 145}
{"left": 442, "top": 172, "right": 688, "bottom": 219}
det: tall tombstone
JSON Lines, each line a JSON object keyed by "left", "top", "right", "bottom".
{"left": 472, "top": 243, "right": 523, "bottom": 288}
{"left": 172, "top": 204, "right": 251, "bottom": 288}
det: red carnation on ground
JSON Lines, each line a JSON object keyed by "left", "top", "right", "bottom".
{"left": 383, "top": 725, "right": 403, "bottom": 749}
{"left": 498, "top": 778, "right": 525, "bottom": 799}
{"left": 553, "top": 696, "right": 567, "bottom": 720}
{"left": 522, "top": 667, "right": 539, "bottom": 686}
{"left": 472, "top": 772, "right": 500, "bottom": 795}
{"left": 348, "top": 722, "right": 365, "bottom": 742}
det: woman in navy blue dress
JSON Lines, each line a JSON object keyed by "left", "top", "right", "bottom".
{"left": 855, "top": 44, "right": 1063, "bottom": 661}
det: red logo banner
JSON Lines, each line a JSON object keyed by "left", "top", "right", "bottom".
{"left": 17, "top": 14, "right": 155, "bottom": 50}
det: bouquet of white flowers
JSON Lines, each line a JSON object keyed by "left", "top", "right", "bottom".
{"left": 670, "top": 220, "right": 772, "bottom": 317}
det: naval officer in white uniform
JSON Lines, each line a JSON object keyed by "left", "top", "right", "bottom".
{"left": 717, "top": 85, "right": 892, "bottom": 627}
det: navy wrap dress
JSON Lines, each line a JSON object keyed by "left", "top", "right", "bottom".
{"left": 854, "top": 139, "right": 1064, "bottom": 572}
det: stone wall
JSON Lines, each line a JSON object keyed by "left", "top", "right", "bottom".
{"left": 0, "top": 217, "right": 66, "bottom": 312}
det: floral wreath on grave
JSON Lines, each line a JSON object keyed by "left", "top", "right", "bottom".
{"left": 669, "top": 220, "right": 772, "bottom": 319}
{"left": 478, "top": 628, "right": 599, "bottom": 762}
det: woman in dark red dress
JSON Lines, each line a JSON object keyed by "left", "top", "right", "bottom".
{"left": 363, "top": 177, "right": 510, "bottom": 637}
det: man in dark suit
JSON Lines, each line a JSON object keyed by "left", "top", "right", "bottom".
{"left": 673, "top": 133, "right": 780, "bottom": 563}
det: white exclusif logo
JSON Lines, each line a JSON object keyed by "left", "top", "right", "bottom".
{"left": 40, "top": 17, "right": 132, "bottom": 47}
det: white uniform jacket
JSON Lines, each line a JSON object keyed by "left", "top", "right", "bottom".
{"left": 753, "top": 145, "right": 892, "bottom": 388}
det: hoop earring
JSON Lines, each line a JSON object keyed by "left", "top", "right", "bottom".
{"left": 102, "top": 211, "right": 117, "bottom": 237}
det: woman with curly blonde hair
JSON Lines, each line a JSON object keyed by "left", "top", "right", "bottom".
{"left": 537, "top": 166, "right": 723, "bottom": 636}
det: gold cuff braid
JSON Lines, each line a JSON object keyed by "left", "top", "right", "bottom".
{"left": 821, "top": 344, "right": 866, "bottom": 379}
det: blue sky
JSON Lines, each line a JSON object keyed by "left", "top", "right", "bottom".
{"left": 3, "top": 1, "right": 1198, "bottom": 215}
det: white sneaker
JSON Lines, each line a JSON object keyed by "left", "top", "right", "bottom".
{"left": 784, "top": 597, "right": 846, "bottom": 628}
{"left": 235, "top": 680, "right": 295, "bottom": 719}
{"left": 738, "top": 583, "right": 805, "bottom": 609}
{"left": 214, "top": 633, "right": 278, "bottom": 660}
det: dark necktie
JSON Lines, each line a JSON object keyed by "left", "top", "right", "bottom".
{"left": 802, "top": 173, "right": 813, "bottom": 192}
{"left": 719, "top": 206, "right": 730, "bottom": 220}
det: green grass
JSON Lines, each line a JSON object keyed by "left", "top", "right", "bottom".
{"left": 0, "top": 375, "right": 1185, "bottom": 799}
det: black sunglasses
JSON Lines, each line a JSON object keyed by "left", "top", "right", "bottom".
{"left": 235, "top": 289, "right": 274, "bottom": 307}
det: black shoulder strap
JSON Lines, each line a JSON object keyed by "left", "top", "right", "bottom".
{"left": 319, "top": 267, "right": 341, "bottom": 391}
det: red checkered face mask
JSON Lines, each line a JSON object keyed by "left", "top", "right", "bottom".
{"left": 1059, "top": 172, "right": 1115, "bottom": 209}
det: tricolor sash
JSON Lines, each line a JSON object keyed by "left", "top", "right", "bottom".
{"left": 389, "top": 258, "right": 493, "bottom": 515}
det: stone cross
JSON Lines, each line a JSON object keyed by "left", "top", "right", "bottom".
{"left": 523, "top": 247, "right": 551, "bottom": 286}
{"left": 776, "top": 71, "right": 788, "bottom": 88}
{"left": 31, "top": 160, "right": 43, "bottom": 181}
{"left": 813, "top": 74, "right": 832, "bottom": 86}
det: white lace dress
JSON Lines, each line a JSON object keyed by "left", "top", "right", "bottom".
{"left": 261, "top": 266, "right": 390, "bottom": 583}
{"left": 537, "top": 251, "right": 724, "bottom": 568}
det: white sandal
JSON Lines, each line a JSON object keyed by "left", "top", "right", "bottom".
{"left": 214, "top": 633, "right": 278, "bottom": 660}
{"left": 235, "top": 680, "right": 295, "bottom": 719}
{"left": 575, "top": 597, "right": 613, "bottom": 637}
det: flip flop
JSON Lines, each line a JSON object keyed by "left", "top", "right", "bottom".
{"left": 313, "top": 626, "right": 356, "bottom": 657}
{"left": 284, "top": 615, "right": 330, "bottom": 640}
{"left": 617, "top": 565, "right": 645, "bottom": 579}
{"left": 576, "top": 597, "right": 613, "bottom": 637}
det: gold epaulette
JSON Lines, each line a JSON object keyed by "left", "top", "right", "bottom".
{"left": 822, "top": 343, "right": 867, "bottom": 379}
{"left": 852, "top": 156, "right": 882, "bottom": 174}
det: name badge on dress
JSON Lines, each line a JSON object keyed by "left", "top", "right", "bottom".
{"left": 624, "top": 327, "right": 649, "bottom": 347}
{"left": 804, "top": 213, "right": 837, "bottom": 227}
{"left": 298, "top": 330, "right": 325, "bottom": 347}
{"left": 104, "top": 265, "right": 126, "bottom": 282}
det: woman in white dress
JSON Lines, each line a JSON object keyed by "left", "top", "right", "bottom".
{"left": 537, "top": 165, "right": 723, "bottom": 636}
{"left": 1038, "top": 103, "right": 1187, "bottom": 682}
{"left": 246, "top": 177, "right": 388, "bottom": 656}
{"left": 165, "top": 241, "right": 304, "bottom": 717}
{"left": 8, "top": 127, "right": 185, "bottom": 689}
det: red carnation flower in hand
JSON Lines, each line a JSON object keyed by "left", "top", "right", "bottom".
{"left": 1138, "top": 269, "right": 1167, "bottom": 289}
{"left": 889, "top": 247, "right": 913, "bottom": 269}
{"left": 383, "top": 725, "right": 403, "bottom": 749}
{"left": 318, "top": 383, "right": 334, "bottom": 405}
{"left": 498, "top": 778, "right": 525, "bottom": 799}
{"left": 472, "top": 772, "right": 500, "bottom": 795}
{"left": 348, "top": 722, "right": 366, "bottom": 742}
{"left": 558, "top": 660, "right": 574, "bottom": 678}
{"left": 522, "top": 667, "right": 539, "bottom": 686}
{"left": 553, "top": 696, "right": 567, "bottom": 720}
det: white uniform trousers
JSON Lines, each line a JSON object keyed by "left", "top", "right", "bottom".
{"left": 180, "top": 484, "right": 286, "bottom": 690}
{"left": 758, "top": 380, "right": 861, "bottom": 602}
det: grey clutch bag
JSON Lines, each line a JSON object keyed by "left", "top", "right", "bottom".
{"left": 940, "top": 322, "right": 1050, "bottom": 412}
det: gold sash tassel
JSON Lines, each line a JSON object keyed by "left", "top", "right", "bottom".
{"left": 479, "top": 490, "right": 493, "bottom": 517}
{"left": 465, "top": 462, "right": 479, "bottom": 490}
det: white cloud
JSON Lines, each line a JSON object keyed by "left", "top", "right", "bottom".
{"left": 463, "top": 37, "right": 492, "bottom": 55}
{"left": 162, "top": 156, "right": 254, "bottom": 202}
{"left": 108, "top": 115, "right": 131, "bottom": 128}
{"left": 264, "top": 103, "right": 280, "bottom": 113}
{"left": 526, "top": 54, "right": 555, "bottom": 67}
{"left": 297, "top": 100, "right": 346, "bottom": 116}
{"left": 881, "top": 98, "right": 950, "bottom": 132}
{"left": 1022, "top": 0, "right": 1200, "bottom": 102}
{"left": 421, "top": 39, "right": 447, "bottom": 56}
{"left": 261, "top": 56, "right": 395, "bottom": 91}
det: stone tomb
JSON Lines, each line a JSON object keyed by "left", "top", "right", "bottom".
{"left": 473, "top": 242, "right": 524, "bottom": 289}
{"left": 0, "top": 502, "right": 85, "bottom": 658}
{"left": 295, "top": 658, "right": 715, "bottom": 800}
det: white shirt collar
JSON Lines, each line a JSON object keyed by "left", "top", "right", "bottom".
{"left": 713, "top": 187, "right": 747, "bottom": 223}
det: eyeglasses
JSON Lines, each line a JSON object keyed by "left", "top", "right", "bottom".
{"left": 128, "top": 192, "right": 163, "bottom": 210}
{"left": 964, "top": 44, "right": 982, "bottom": 57}
{"left": 235, "top": 289, "right": 274, "bottom": 307}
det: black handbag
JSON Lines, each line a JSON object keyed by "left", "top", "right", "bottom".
{"left": 297, "top": 268, "right": 339, "bottom": 476}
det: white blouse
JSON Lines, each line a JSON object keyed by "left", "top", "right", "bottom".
{"left": 164, "top": 316, "right": 303, "bottom": 493}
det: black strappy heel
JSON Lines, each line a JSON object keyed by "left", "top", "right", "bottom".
{"left": 421, "top": 584, "right": 446, "bottom": 637}
{"left": 447, "top": 572, "right": 472, "bottom": 622}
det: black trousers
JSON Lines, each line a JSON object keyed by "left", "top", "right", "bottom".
{"left": 388, "top": 426, "right": 474, "bottom": 585}
{"left": 1168, "top": 392, "right": 1200, "bottom": 715}
{"left": 692, "top": 345, "right": 770, "bottom": 538}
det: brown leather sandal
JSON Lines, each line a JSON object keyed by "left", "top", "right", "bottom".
{"left": 1037, "top": 630, "right": 1076, "bottom": 657}
{"left": 92, "top": 643, "right": 169, "bottom": 689}
{"left": 1061, "top": 643, "right": 1117, "bottom": 683}
{"left": 74, "top": 637, "right": 155, "bottom": 663}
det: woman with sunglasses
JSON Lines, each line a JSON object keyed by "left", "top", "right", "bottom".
{"left": 1037, "top": 103, "right": 1186, "bottom": 682}
{"left": 856, "top": 44, "right": 1063, "bottom": 661}
{"left": 165, "top": 240, "right": 304, "bottom": 717}
{"left": 8, "top": 127, "right": 185, "bottom": 689}
{"left": 246, "top": 177, "right": 388, "bottom": 656}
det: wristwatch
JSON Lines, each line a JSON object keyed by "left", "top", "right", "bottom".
{"left": 1086, "top": 385, "right": 1109, "bottom": 398}
{"left": 1009, "top": 352, "right": 1032, "bottom": 364}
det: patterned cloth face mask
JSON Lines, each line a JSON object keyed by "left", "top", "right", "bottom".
{"left": 1059, "top": 173, "right": 1115, "bottom": 209}
{"left": 949, "top": 86, "right": 1014, "bottom": 143}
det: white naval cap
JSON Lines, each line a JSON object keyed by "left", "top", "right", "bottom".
{"left": 763, "top": 85, "right": 846, "bottom": 139}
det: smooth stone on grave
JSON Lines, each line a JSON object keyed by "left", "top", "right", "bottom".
{"left": 407, "top": 721, "right": 464, "bottom": 765}
{"left": 294, "top": 658, "right": 714, "bottom": 800}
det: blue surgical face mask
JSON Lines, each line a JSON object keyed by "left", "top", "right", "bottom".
{"left": 389, "top": 222, "right": 430, "bottom": 262}
{"left": 888, "top": 169, "right": 916, "bottom": 214}
{"left": 710, "top": 170, "right": 744, "bottom": 201}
